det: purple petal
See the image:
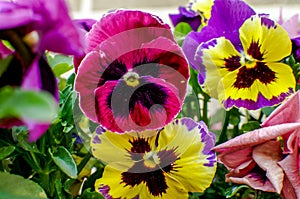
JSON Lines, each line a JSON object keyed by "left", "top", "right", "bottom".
{"left": 183, "top": 0, "right": 255, "bottom": 80}
{"left": 0, "top": 2, "right": 39, "bottom": 30}
{"left": 15, "top": 0, "right": 85, "bottom": 56}
{"left": 73, "top": 18, "right": 97, "bottom": 32}
{"left": 169, "top": 6, "right": 201, "bottom": 31}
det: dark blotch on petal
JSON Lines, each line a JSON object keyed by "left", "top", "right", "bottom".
{"left": 98, "top": 59, "right": 127, "bottom": 86}
{"left": 247, "top": 42, "right": 264, "bottom": 61}
{"left": 129, "top": 137, "right": 151, "bottom": 160}
{"left": 122, "top": 159, "right": 173, "bottom": 196}
{"left": 107, "top": 79, "right": 168, "bottom": 116}
{"left": 233, "top": 63, "right": 276, "bottom": 89}
{"left": 224, "top": 55, "right": 241, "bottom": 71}
{"left": 133, "top": 58, "right": 160, "bottom": 78}
{"left": 129, "top": 83, "right": 167, "bottom": 112}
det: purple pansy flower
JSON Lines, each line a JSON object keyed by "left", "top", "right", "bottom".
{"left": 182, "top": 0, "right": 255, "bottom": 84}
{"left": 75, "top": 10, "right": 189, "bottom": 133}
{"left": 169, "top": 0, "right": 214, "bottom": 31}
{"left": 0, "top": 0, "right": 84, "bottom": 141}
{"left": 169, "top": 6, "right": 202, "bottom": 31}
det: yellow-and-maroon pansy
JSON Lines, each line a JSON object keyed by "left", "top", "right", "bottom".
{"left": 197, "top": 16, "right": 295, "bottom": 110}
{"left": 90, "top": 118, "right": 217, "bottom": 198}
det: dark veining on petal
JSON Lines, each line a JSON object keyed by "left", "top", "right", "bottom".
{"left": 122, "top": 149, "right": 177, "bottom": 197}
{"left": 261, "top": 17, "right": 276, "bottom": 29}
{"left": 129, "top": 137, "right": 151, "bottom": 160}
{"left": 98, "top": 59, "right": 127, "bottom": 86}
{"left": 247, "top": 41, "right": 264, "bottom": 61}
{"left": 223, "top": 55, "right": 241, "bottom": 71}
{"left": 249, "top": 165, "right": 269, "bottom": 185}
{"left": 233, "top": 63, "right": 276, "bottom": 89}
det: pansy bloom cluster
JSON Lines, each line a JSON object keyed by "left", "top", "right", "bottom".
{"left": 74, "top": 9, "right": 217, "bottom": 198}
{"left": 2, "top": 0, "right": 300, "bottom": 198}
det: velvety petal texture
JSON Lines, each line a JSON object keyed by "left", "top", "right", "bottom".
{"left": 90, "top": 118, "right": 217, "bottom": 198}
{"left": 197, "top": 16, "right": 295, "bottom": 110}
{"left": 75, "top": 10, "right": 189, "bottom": 133}
{"left": 213, "top": 91, "right": 300, "bottom": 198}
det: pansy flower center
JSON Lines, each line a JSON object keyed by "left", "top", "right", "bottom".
{"left": 123, "top": 71, "right": 140, "bottom": 87}
{"left": 143, "top": 151, "right": 160, "bottom": 168}
{"left": 240, "top": 53, "right": 256, "bottom": 69}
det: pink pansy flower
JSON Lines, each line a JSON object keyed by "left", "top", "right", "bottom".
{"left": 213, "top": 91, "right": 300, "bottom": 199}
{"left": 75, "top": 10, "right": 189, "bottom": 133}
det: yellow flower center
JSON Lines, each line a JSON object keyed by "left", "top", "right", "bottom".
{"left": 143, "top": 151, "right": 160, "bottom": 169}
{"left": 240, "top": 54, "right": 257, "bottom": 69}
{"left": 123, "top": 71, "right": 140, "bottom": 87}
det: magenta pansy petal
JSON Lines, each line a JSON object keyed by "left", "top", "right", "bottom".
{"left": 0, "top": 2, "right": 38, "bottom": 30}
{"left": 75, "top": 10, "right": 189, "bottom": 132}
{"left": 75, "top": 51, "right": 116, "bottom": 122}
{"left": 12, "top": 0, "right": 85, "bottom": 56}
{"left": 86, "top": 9, "right": 174, "bottom": 52}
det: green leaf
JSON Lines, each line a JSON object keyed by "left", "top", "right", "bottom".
{"left": 49, "top": 146, "right": 78, "bottom": 179}
{"left": 241, "top": 121, "right": 261, "bottom": 132}
{"left": 60, "top": 91, "right": 77, "bottom": 124}
{"left": 0, "top": 55, "right": 13, "bottom": 77}
{"left": 0, "top": 146, "right": 15, "bottom": 160}
{"left": 174, "top": 22, "right": 192, "bottom": 46}
{"left": 17, "top": 132, "right": 41, "bottom": 154}
{"left": 0, "top": 172, "right": 47, "bottom": 199}
{"left": 53, "top": 63, "right": 73, "bottom": 77}
{"left": 0, "top": 87, "right": 57, "bottom": 122}
{"left": 262, "top": 106, "right": 276, "bottom": 117}
{"left": 225, "top": 185, "right": 250, "bottom": 198}
{"left": 174, "top": 22, "right": 193, "bottom": 36}
{"left": 80, "top": 188, "right": 104, "bottom": 199}
{"left": 47, "top": 54, "right": 73, "bottom": 69}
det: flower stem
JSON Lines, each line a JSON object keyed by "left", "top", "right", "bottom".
{"left": 77, "top": 152, "right": 92, "bottom": 174}
{"left": 217, "top": 110, "right": 231, "bottom": 145}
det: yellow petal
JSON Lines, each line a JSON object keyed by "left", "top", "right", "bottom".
{"left": 201, "top": 37, "right": 241, "bottom": 98}
{"left": 239, "top": 16, "right": 291, "bottom": 62}
{"left": 95, "top": 165, "right": 142, "bottom": 199}
{"left": 219, "top": 62, "right": 295, "bottom": 103}
{"left": 90, "top": 129, "right": 135, "bottom": 171}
